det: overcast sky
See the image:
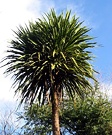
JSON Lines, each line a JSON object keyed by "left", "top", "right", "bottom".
{"left": 0, "top": 0, "right": 112, "bottom": 109}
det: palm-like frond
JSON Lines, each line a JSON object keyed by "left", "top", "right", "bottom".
{"left": 2, "top": 9, "right": 96, "bottom": 105}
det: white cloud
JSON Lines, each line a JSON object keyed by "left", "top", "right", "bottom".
{"left": 0, "top": 0, "right": 36, "bottom": 41}
{"left": 99, "top": 82, "right": 112, "bottom": 100}
{"left": 0, "top": 0, "right": 38, "bottom": 104}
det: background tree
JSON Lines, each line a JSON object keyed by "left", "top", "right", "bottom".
{"left": 2, "top": 9, "right": 96, "bottom": 135}
{"left": 21, "top": 84, "right": 112, "bottom": 135}
{"left": 0, "top": 108, "right": 23, "bottom": 135}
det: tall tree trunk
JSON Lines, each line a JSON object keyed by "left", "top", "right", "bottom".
{"left": 52, "top": 89, "right": 60, "bottom": 135}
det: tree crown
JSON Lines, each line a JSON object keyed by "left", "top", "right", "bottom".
{"left": 2, "top": 9, "right": 96, "bottom": 105}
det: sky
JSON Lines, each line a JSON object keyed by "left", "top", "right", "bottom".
{"left": 0, "top": 0, "right": 112, "bottom": 111}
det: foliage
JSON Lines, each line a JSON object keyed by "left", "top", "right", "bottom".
{"left": 21, "top": 105, "right": 52, "bottom": 135}
{"left": 21, "top": 88, "right": 112, "bottom": 135}
{"left": 2, "top": 9, "right": 96, "bottom": 105}
{"left": 61, "top": 94, "right": 112, "bottom": 135}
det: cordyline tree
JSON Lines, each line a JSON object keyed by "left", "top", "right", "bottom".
{"left": 2, "top": 9, "right": 96, "bottom": 135}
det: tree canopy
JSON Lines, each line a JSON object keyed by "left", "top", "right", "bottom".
{"left": 2, "top": 9, "right": 96, "bottom": 105}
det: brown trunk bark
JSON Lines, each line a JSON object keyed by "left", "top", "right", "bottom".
{"left": 52, "top": 89, "right": 60, "bottom": 135}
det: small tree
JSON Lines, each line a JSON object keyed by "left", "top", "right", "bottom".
{"left": 2, "top": 9, "right": 96, "bottom": 135}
